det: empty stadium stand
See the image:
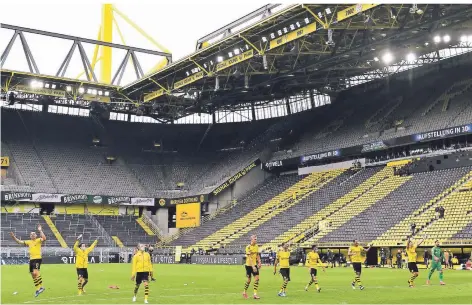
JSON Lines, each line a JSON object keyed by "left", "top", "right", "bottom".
{"left": 374, "top": 168, "right": 472, "bottom": 246}
{"left": 319, "top": 167, "right": 472, "bottom": 246}
{"left": 95, "top": 215, "right": 157, "bottom": 246}
{"left": 170, "top": 175, "right": 303, "bottom": 247}
{"left": 187, "top": 169, "right": 345, "bottom": 250}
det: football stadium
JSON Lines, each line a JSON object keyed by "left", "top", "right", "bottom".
{"left": 1, "top": 2, "right": 472, "bottom": 304}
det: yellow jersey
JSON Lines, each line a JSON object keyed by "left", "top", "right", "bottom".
{"left": 24, "top": 238, "right": 43, "bottom": 260}
{"left": 306, "top": 251, "right": 322, "bottom": 268}
{"left": 406, "top": 244, "right": 417, "bottom": 262}
{"left": 131, "top": 251, "right": 153, "bottom": 275}
{"left": 73, "top": 240, "right": 98, "bottom": 268}
{"left": 349, "top": 245, "right": 365, "bottom": 263}
{"left": 277, "top": 250, "right": 290, "bottom": 268}
{"left": 245, "top": 244, "right": 259, "bottom": 266}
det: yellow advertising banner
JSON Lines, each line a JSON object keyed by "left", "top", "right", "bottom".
{"left": 337, "top": 4, "right": 379, "bottom": 22}
{"left": 82, "top": 94, "right": 111, "bottom": 103}
{"left": 1, "top": 157, "right": 10, "bottom": 167}
{"left": 176, "top": 203, "right": 201, "bottom": 228}
{"left": 174, "top": 71, "right": 204, "bottom": 90}
{"left": 15, "top": 85, "right": 66, "bottom": 98}
{"left": 216, "top": 49, "right": 254, "bottom": 72}
{"left": 269, "top": 23, "right": 316, "bottom": 50}
{"left": 143, "top": 89, "right": 165, "bottom": 102}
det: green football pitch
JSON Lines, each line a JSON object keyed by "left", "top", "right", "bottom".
{"left": 1, "top": 264, "right": 471, "bottom": 304}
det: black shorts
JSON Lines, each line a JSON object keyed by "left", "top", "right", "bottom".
{"left": 310, "top": 268, "right": 317, "bottom": 277}
{"left": 352, "top": 262, "right": 362, "bottom": 274}
{"left": 136, "top": 272, "right": 149, "bottom": 285}
{"left": 29, "top": 259, "right": 42, "bottom": 273}
{"left": 408, "top": 262, "right": 418, "bottom": 273}
{"left": 77, "top": 268, "right": 89, "bottom": 279}
{"left": 245, "top": 265, "right": 259, "bottom": 277}
{"left": 280, "top": 268, "right": 290, "bottom": 281}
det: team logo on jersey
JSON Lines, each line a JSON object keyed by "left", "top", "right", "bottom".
{"left": 159, "top": 199, "right": 166, "bottom": 206}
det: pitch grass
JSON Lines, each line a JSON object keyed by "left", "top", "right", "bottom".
{"left": 1, "top": 264, "right": 471, "bottom": 304}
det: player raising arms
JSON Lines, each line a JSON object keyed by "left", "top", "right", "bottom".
{"left": 73, "top": 234, "right": 98, "bottom": 295}
{"left": 305, "top": 245, "right": 325, "bottom": 293}
{"left": 10, "top": 225, "right": 46, "bottom": 297}
{"left": 274, "top": 242, "right": 291, "bottom": 297}
{"left": 243, "top": 235, "right": 261, "bottom": 300}
{"left": 131, "top": 243, "right": 153, "bottom": 304}
{"left": 406, "top": 234, "right": 426, "bottom": 288}
{"left": 427, "top": 240, "right": 445, "bottom": 286}
{"left": 348, "top": 240, "right": 371, "bottom": 290}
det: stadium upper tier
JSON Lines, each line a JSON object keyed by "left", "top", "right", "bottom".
{"left": 270, "top": 65, "right": 472, "bottom": 161}
{"left": 1, "top": 107, "right": 294, "bottom": 196}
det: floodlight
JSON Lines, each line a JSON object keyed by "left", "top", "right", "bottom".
{"left": 66, "top": 86, "right": 72, "bottom": 92}
{"left": 382, "top": 52, "right": 393, "bottom": 64}
{"left": 373, "top": 57, "right": 379, "bottom": 62}
{"left": 78, "top": 87, "right": 85, "bottom": 94}
{"left": 217, "top": 56, "right": 223, "bottom": 63}
{"left": 433, "top": 35, "right": 441, "bottom": 43}
{"left": 443, "top": 35, "right": 450, "bottom": 43}
{"left": 406, "top": 53, "right": 416, "bottom": 61}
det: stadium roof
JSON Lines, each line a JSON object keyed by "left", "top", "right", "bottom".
{"left": 2, "top": 4, "right": 472, "bottom": 122}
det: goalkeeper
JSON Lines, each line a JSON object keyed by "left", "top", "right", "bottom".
{"left": 427, "top": 240, "right": 445, "bottom": 285}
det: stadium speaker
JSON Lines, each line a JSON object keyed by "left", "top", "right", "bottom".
{"left": 365, "top": 247, "right": 378, "bottom": 266}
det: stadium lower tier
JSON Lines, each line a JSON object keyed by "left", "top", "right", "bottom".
{"left": 2, "top": 165, "right": 471, "bottom": 249}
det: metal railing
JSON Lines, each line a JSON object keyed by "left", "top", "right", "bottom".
{"left": 86, "top": 213, "right": 115, "bottom": 247}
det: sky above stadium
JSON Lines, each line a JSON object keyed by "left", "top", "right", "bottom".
{"left": 0, "top": 0, "right": 272, "bottom": 85}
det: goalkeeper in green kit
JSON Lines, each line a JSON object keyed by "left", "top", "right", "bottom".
{"left": 426, "top": 240, "right": 445, "bottom": 286}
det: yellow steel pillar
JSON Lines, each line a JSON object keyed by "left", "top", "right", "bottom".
{"left": 101, "top": 4, "right": 113, "bottom": 84}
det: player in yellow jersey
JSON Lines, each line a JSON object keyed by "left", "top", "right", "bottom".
{"left": 348, "top": 240, "right": 371, "bottom": 290}
{"left": 73, "top": 234, "right": 98, "bottom": 295}
{"left": 10, "top": 225, "right": 46, "bottom": 297}
{"left": 131, "top": 243, "right": 153, "bottom": 304}
{"left": 406, "top": 234, "right": 426, "bottom": 288}
{"left": 305, "top": 245, "right": 325, "bottom": 293}
{"left": 274, "top": 243, "right": 291, "bottom": 297}
{"left": 243, "top": 235, "right": 261, "bottom": 300}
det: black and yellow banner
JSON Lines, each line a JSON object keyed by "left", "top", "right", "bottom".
{"left": 174, "top": 71, "right": 204, "bottom": 89}
{"left": 269, "top": 23, "right": 316, "bottom": 50}
{"left": 337, "top": 4, "right": 379, "bottom": 22}
{"left": 15, "top": 85, "right": 66, "bottom": 98}
{"left": 1, "top": 157, "right": 10, "bottom": 167}
{"left": 212, "top": 159, "right": 261, "bottom": 196}
{"left": 82, "top": 94, "right": 110, "bottom": 103}
{"left": 176, "top": 202, "right": 201, "bottom": 228}
{"left": 143, "top": 89, "right": 165, "bottom": 103}
{"left": 157, "top": 194, "right": 207, "bottom": 208}
{"left": 216, "top": 50, "right": 254, "bottom": 72}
